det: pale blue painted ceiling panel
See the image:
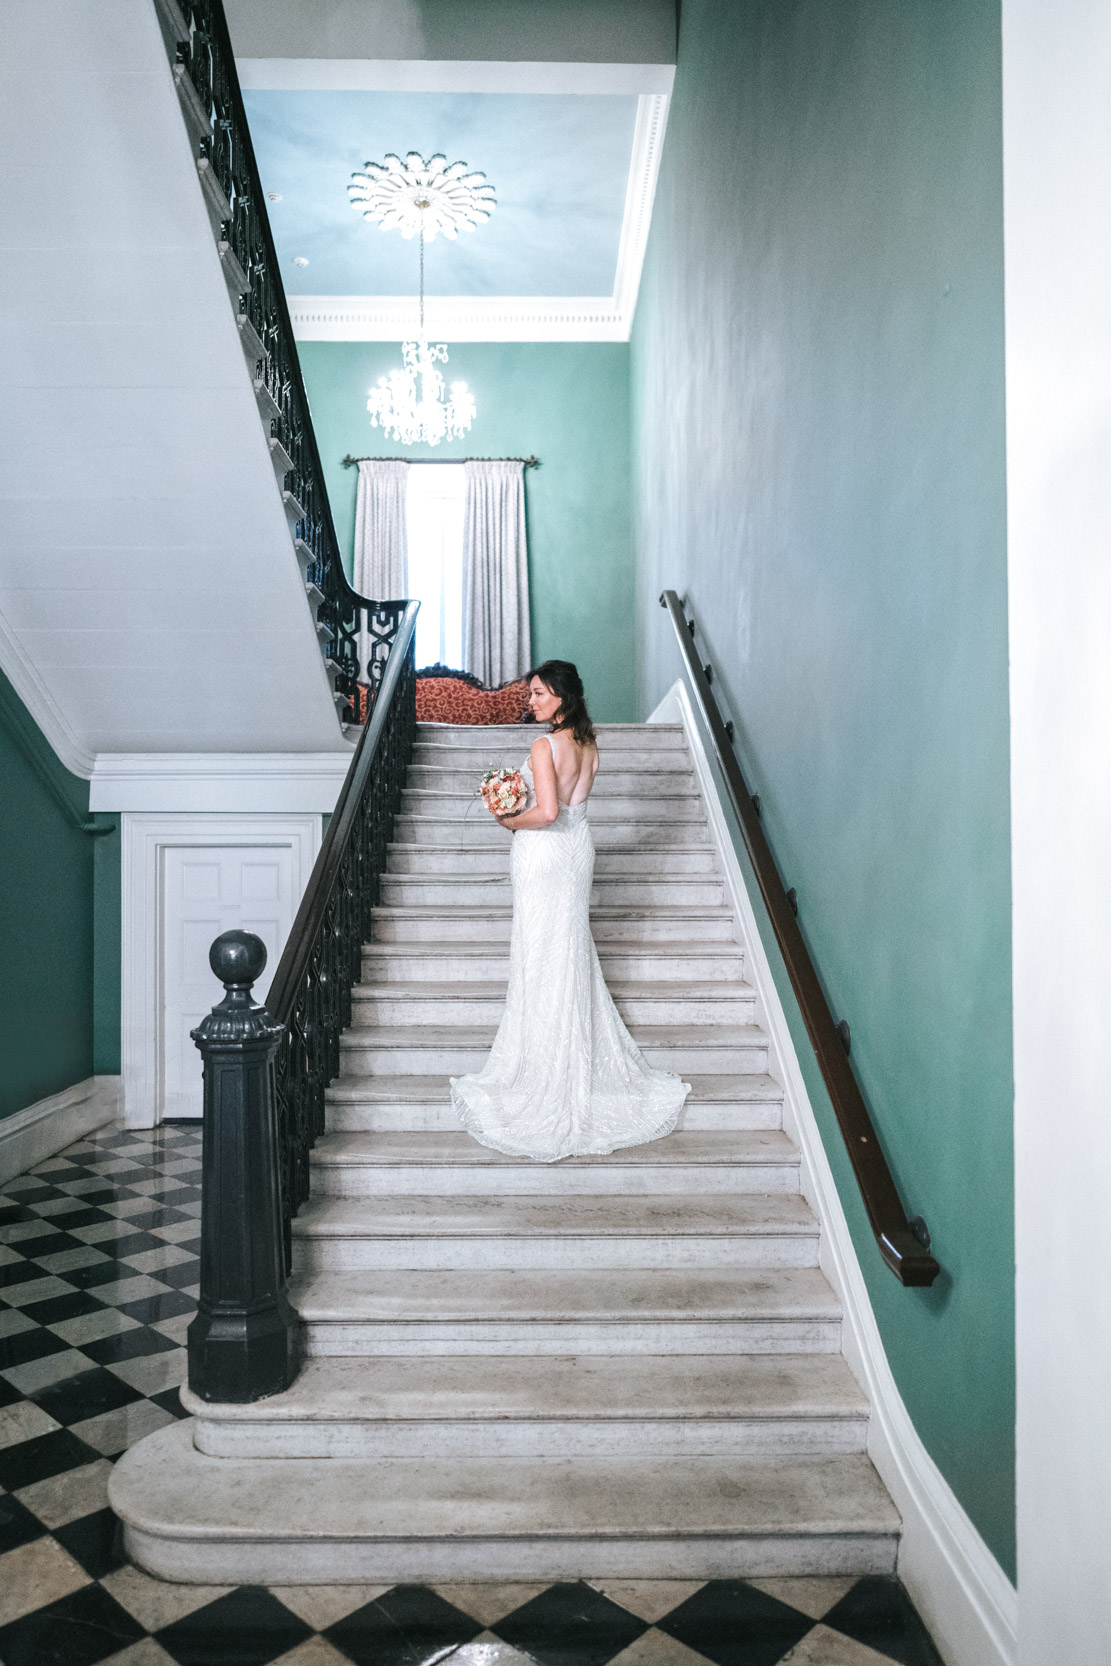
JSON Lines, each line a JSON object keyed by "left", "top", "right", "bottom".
{"left": 243, "top": 90, "right": 639, "bottom": 297}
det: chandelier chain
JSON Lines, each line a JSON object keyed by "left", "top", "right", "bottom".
{"left": 419, "top": 224, "right": 425, "bottom": 338}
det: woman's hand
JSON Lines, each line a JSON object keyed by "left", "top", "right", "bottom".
{"left": 494, "top": 812, "right": 516, "bottom": 831}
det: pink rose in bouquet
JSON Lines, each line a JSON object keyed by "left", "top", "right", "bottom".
{"left": 478, "top": 766, "right": 528, "bottom": 818}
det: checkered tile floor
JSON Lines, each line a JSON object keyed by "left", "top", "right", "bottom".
{"left": 1, "top": 1124, "right": 944, "bottom": 1666}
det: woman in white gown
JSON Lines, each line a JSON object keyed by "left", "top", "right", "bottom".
{"left": 450, "top": 660, "right": 690, "bottom": 1162}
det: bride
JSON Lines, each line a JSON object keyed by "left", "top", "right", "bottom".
{"left": 450, "top": 659, "right": 690, "bottom": 1162}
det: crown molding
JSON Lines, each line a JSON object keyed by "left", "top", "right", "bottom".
{"left": 238, "top": 59, "right": 674, "bottom": 96}
{"left": 0, "top": 608, "right": 95, "bottom": 778}
{"left": 287, "top": 89, "right": 669, "bottom": 343}
{"left": 289, "top": 295, "right": 631, "bottom": 343}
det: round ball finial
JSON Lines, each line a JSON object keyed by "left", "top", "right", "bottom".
{"left": 209, "top": 930, "right": 267, "bottom": 989}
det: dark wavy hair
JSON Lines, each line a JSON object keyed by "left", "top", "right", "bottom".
{"left": 528, "top": 660, "right": 596, "bottom": 746}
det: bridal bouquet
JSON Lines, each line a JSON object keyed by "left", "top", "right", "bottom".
{"left": 477, "top": 766, "right": 528, "bottom": 818}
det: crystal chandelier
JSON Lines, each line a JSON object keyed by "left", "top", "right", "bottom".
{"left": 349, "top": 153, "right": 495, "bottom": 446}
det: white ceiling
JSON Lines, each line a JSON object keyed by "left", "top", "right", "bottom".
{"left": 0, "top": 0, "right": 348, "bottom": 771}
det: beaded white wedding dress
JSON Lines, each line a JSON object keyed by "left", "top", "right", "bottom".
{"left": 450, "top": 735, "right": 690, "bottom": 1162}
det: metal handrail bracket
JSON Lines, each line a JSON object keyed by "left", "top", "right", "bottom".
{"left": 660, "top": 589, "right": 940, "bottom": 1287}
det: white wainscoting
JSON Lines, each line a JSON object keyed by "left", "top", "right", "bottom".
{"left": 650, "top": 677, "right": 1016, "bottom": 1666}
{"left": 0, "top": 1076, "right": 122, "bottom": 1187}
{"left": 121, "top": 814, "right": 321, "bottom": 1128}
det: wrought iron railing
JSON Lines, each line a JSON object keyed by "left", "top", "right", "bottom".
{"left": 155, "top": 0, "right": 393, "bottom": 718}
{"left": 267, "top": 603, "right": 419, "bottom": 1268}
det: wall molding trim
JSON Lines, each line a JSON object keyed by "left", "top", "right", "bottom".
{"left": 91, "top": 752, "right": 353, "bottom": 814}
{"left": 121, "top": 814, "right": 322, "bottom": 1128}
{"left": 0, "top": 1076, "right": 122, "bottom": 1188}
{"left": 651, "top": 677, "right": 1017, "bottom": 1666}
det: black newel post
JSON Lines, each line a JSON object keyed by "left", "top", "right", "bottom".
{"left": 187, "top": 931, "right": 301, "bottom": 1402}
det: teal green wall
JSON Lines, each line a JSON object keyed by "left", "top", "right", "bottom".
{"left": 0, "top": 671, "right": 98, "bottom": 1119}
{"left": 298, "top": 341, "right": 636, "bottom": 723}
{"left": 632, "top": 0, "right": 1014, "bottom": 1574}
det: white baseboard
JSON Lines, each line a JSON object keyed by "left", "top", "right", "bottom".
{"left": 650, "top": 678, "right": 1017, "bottom": 1666}
{"left": 0, "top": 1076, "right": 122, "bottom": 1187}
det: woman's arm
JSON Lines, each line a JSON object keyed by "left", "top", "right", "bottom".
{"left": 496, "top": 737, "right": 559, "bottom": 831}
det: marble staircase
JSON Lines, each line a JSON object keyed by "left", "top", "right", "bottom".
{"left": 112, "top": 722, "right": 900, "bottom": 1582}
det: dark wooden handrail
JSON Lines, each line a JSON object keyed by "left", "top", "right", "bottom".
{"left": 661, "top": 590, "right": 940, "bottom": 1287}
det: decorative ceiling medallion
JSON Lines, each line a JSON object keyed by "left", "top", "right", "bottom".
{"left": 348, "top": 151, "right": 496, "bottom": 241}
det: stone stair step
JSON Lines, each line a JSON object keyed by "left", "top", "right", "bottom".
{"left": 405, "top": 765, "right": 698, "bottom": 795}
{"left": 401, "top": 791, "right": 703, "bottom": 821}
{"left": 323, "top": 1072, "right": 784, "bottom": 1132}
{"left": 291, "top": 1266, "right": 843, "bottom": 1355}
{"left": 182, "top": 1353, "right": 869, "bottom": 1461}
{"left": 337, "top": 1023, "right": 770, "bottom": 1076}
{"left": 309, "top": 1129, "right": 800, "bottom": 1196}
{"left": 360, "top": 941, "right": 747, "bottom": 984}
{"left": 110, "top": 1422, "right": 899, "bottom": 1583}
{"left": 386, "top": 843, "right": 719, "bottom": 875}
{"left": 392, "top": 816, "right": 710, "bottom": 848}
{"left": 415, "top": 722, "right": 688, "bottom": 751}
{"left": 379, "top": 875, "right": 726, "bottom": 907}
{"left": 414, "top": 746, "right": 696, "bottom": 772}
{"left": 290, "top": 1192, "right": 818, "bottom": 1271}
{"left": 347, "top": 980, "right": 757, "bottom": 1029}
{"left": 368, "top": 905, "right": 738, "bottom": 944}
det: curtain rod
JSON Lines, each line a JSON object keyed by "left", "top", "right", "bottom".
{"left": 341, "top": 453, "right": 540, "bottom": 469}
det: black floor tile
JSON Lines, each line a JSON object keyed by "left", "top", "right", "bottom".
{"left": 41, "top": 1206, "right": 114, "bottom": 1231}
{"left": 54, "top": 1187, "right": 120, "bottom": 1208}
{"left": 656, "top": 1580, "right": 814, "bottom": 1666}
{"left": 494, "top": 1581, "right": 647, "bottom": 1666}
{"left": 151, "top": 1258, "right": 202, "bottom": 1289}
{"left": 53, "top": 1505, "right": 128, "bottom": 1578}
{"left": 81, "top": 1325, "right": 180, "bottom": 1365}
{"left": 101, "top": 1230, "right": 169, "bottom": 1259}
{"left": 4, "top": 1183, "right": 65, "bottom": 1204}
{"left": 0, "top": 1580, "right": 146, "bottom": 1666}
{"left": 60, "top": 1258, "right": 131, "bottom": 1290}
{"left": 1, "top": 1223, "right": 70, "bottom": 1256}
{"left": 0, "top": 1426, "right": 101, "bottom": 1490}
{"left": 117, "top": 1206, "right": 194, "bottom": 1231}
{"left": 22, "top": 1289, "right": 108, "bottom": 1325}
{"left": 31, "top": 1364, "right": 145, "bottom": 1426}
{"left": 0, "top": 1372, "right": 22, "bottom": 1406}
{"left": 118, "top": 1288, "right": 196, "bottom": 1324}
{"left": 327, "top": 1583, "right": 483, "bottom": 1666}
{"left": 0, "top": 1490, "right": 48, "bottom": 1554}
{"left": 824, "top": 1577, "right": 945, "bottom": 1666}
{"left": 150, "top": 1383, "right": 191, "bottom": 1418}
{"left": 157, "top": 1585, "right": 313, "bottom": 1666}
{"left": 0, "top": 1258, "right": 47, "bottom": 1289}
{"left": 0, "top": 1325, "right": 70, "bottom": 1370}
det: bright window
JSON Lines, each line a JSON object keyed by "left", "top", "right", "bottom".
{"left": 406, "top": 464, "right": 465, "bottom": 669}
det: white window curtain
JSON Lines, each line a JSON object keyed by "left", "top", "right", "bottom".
{"left": 406, "top": 464, "right": 466, "bottom": 669}
{"left": 462, "top": 459, "right": 531, "bottom": 686}
{"left": 353, "top": 459, "right": 408, "bottom": 600}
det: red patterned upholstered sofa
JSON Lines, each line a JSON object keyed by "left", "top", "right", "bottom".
{"left": 415, "top": 665, "right": 531, "bottom": 725}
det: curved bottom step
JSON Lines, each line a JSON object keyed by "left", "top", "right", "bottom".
{"left": 110, "top": 1420, "right": 899, "bottom": 1585}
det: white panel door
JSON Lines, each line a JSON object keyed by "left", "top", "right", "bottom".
{"left": 161, "top": 844, "right": 294, "bottom": 1119}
